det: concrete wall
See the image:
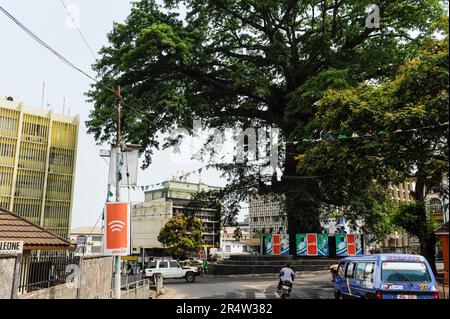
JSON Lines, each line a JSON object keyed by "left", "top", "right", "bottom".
{"left": 0, "top": 256, "right": 16, "bottom": 299}
{"left": 19, "top": 256, "right": 113, "bottom": 299}
{"left": 79, "top": 256, "right": 113, "bottom": 299}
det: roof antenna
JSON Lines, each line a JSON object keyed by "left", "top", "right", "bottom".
{"left": 41, "top": 82, "right": 46, "bottom": 109}
{"left": 63, "top": 96, "right": 66, "bottom": 115}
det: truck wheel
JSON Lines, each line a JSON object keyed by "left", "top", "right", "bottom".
{"left": 185, "top": 272, "right": 196, "bottom": 283}
{"left": 334, "top": 291, "right": 342, "bottom": 299}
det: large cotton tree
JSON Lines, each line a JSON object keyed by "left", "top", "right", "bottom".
{"left": 87, "top": 0, "right": 445, "bottom": 253}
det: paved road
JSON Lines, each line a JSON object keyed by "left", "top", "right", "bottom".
{"left": 159, "top": 271, "right": 334, "bottom": 299}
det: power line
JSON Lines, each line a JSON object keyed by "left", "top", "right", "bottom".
{"left": 0, "top": 5, "right": 102, "bottom": 87}
{"left": 0, "top": 5, "right": 164, "bottom": 126}
{"left": 59, "top": 0, "right": 97, "bottom": 60}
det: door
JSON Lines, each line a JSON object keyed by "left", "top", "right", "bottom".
{"left": 342, "top": 262, "right": 356, "bottom": 298}
{"left": 158, "top": 260, "right": 170, "bottom": 278}
{"left": 169, "top": 260, "right": 183, "bottom": 278}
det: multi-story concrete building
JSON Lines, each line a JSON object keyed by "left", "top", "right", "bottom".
{"left": 70, "top": 227, "right": 103, "bottom": 256}
{"left": 249, "top": 195, "right": 287, "bottom": 236}
{"left": 0, "top": 97, "right": 79, "bottom": 238}
{"left": 131, "top": 181, "right": 221, "bottom": 257}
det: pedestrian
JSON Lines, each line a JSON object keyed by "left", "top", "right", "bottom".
{"left": 203, "top": 259, "right": 209, "bottom": 274}
{"left": 329, "top": 264, "right": 338, "bottom": 282}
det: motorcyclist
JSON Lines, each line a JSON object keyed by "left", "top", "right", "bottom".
{"left": 277, "top": 263, "right": 296, "bottom": 293}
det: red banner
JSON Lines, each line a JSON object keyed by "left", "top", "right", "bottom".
{"left": 307, "top": 234, "right": 318, "bottom": 255}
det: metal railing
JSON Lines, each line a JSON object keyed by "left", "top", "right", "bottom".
{"left": 18, "top": 252, "right": 79, "bottom": 294}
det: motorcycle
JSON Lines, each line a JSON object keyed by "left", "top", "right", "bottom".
{"left": 278, "top": 280, "right": 293, "bottom": 299}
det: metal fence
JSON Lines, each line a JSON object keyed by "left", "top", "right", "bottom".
{"left": 18, "top": 252, "right": 80, "bottom": 294}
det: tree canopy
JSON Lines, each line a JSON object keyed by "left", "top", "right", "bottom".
{"left": 157, "top": 214, "right": 204, "bottom": 258}
{"left": 87, "top": 0, "right": 447, "bottom": 251}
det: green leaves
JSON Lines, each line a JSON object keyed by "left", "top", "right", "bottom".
{"left": 157, "top": 214, "right": 204, "bottom": 258}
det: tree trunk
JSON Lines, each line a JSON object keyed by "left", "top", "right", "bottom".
{"left": 420, "top": 233, "right": 438, "bottom": 276}
{"left": 415, "top": 172, "right": 438, "bottom": 275}
{"left": 282, "top": 142, "right": 322, "bottom": 255}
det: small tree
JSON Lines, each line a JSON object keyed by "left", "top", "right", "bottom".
{"left": 157, "top": 214, "right": 204, "bottom": 259}
{"left": 391, "top": 201, "right": 438, "bottom": 274}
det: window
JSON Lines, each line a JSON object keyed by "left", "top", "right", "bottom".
{"left": 91, "top": 246, "right": 101, "bottom": 254}
{"left": 345, "top": 262, "right": 355, "bottom": 278}
{"left": 225, "top": 245, "right": 231, "bottom": 252}
{"left": 147, "top": 261, "right": 157, "bottom": 269}
{"left": 170, "top": 261, "right": 180, "bottom": 268}
{"left": 159, "top": 261, "right": 169, "bottom": 268}
{"left": 243, "top": 245, "right": 248, "bottom": 252}
{"left": 354, "top": 263, "right": 366, "bottom": 280}
{"left": 91, "top": 236, "right": 102, "bottom": 242}
{"left": 364, "top": 262, "right": 375, "bottom": 283}
{"left": 381, "top": 262, "right": 431, "bottom": 282}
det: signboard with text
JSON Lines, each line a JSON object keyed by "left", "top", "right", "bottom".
{"left": 103, "top": 202, "right": 130, "bottom": 256}
{"left": 0, "top": 241, "right": 23, "bottom": 255}
{"left": 296, "top": 234, "right": 329, "bottom": 256}
{"left": 335, "top": 233, "right": 362, "bottom": 256}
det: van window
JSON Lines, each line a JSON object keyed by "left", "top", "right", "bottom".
{"left": 363, "top": 262, "right": 375, "bottom": 283}
{"left": 345, "top": 262, "right": 355, "bottom": 278}
{"left": 382, "top": 262, "right": 431, "bottom": 282}
{"left": 354, "top": 263, "right": 366, "bottom": 280}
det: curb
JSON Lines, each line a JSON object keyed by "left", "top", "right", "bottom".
{"left": 202, "top": 270, "right": 329, "bottom": 279}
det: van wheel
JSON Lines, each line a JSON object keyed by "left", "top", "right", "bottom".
{"left": 334, "top": 291, "right": 342, "bottom": 299}
{"left": 185, "top": 272, "right": 196, "bottom": 283}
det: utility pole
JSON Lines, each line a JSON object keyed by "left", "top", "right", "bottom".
{"left": 114, "top": 85, "right": 123, "bottom": 300}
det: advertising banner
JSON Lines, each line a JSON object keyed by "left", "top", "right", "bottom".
{"left": 273, "top": 234, "right": 280, "bottom": 256}
{"left": 265, "top": 233, "right": 273, "bottom": 255}
{"left": 336, "top": 233, "right": 362, "bottom": 256}
{"left": 280, "top": 232, "right": 290, "bottom": 255}
{"left": 336, "top": 232, "right": 347, "bottom": 256}
{"left": 306, "top": 234, "right": 318, "bottom": 255}
{"left": 296, "top": 234, "right": 307, "bottom": 256}
{"left": 317, "top": 233, "right": 329, "bottom": 256}
{"left": 103, "top": 202, "right": 130, "bottom": 256}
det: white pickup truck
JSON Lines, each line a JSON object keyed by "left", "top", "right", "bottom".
{"left": 144, "top": 259, "right": 200, "bottom": 282}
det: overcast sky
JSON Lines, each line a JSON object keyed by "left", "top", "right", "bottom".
{"left": 1, "top": 0, "right": 244, "bottom": 228}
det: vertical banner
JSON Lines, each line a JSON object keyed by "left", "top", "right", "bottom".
{"left": 296, "top": 234, "right": 307, "bottom": 256}
{"left": 265, "top": 233, "right": 273, "bottom": 255}
{"left": 355, "top": 234, "right": 363, "bottom": 255}
{"left": 280, "top": 232, "right": 290, "bottom": 255}
{"left": 347, "top": 234, "right": 356, "bottom": 255}
{"left": 104, "top": 202, "right": 130, "bottom": 256}
{"left": 336, "top": 233, "right": 347, "bottom": 256}
{"left": 273, "top": 234, "right": 280, "bottom": 255}
{"left": 317, "top": 233, "right": 329, "bottom": 256}
{"left": 306, "top": 233, "right": 318, "bottom": 255}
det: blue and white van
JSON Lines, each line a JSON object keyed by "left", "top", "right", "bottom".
{"left": 334, "top": 254, "right": 440, "bottom": 299}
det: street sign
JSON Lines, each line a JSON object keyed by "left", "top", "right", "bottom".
{"left": 0, "top": 241, "right": 23, "bottom": 255}
{"left": 103, "top": 202, "right": 130, "bottom": 256}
